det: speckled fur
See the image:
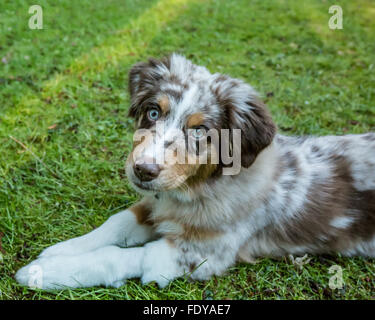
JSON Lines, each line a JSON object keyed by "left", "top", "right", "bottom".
{"left": 126, "top": 55, "right": 375, "bottom": 280}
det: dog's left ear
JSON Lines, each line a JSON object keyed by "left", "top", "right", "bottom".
{"left": 213, "top": 75, "right": 277, "bottom": 167}
{"left": 128, "top": 57, "right": 170, "bottom": 118}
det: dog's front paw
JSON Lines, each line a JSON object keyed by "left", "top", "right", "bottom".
{"left": 141, "top": 271, "right": 172, "bottom": 288}
{"left": 141, "top": 239, "right": 181, "bottom": 288}
{"left": 15, "top": 261, "right": 43, "bottom": 289}
{"left": 16, "top": 246, "right": 131, "bottom": 290}
{"left": 15, "top": 256, "right": 82, "bottom": 290}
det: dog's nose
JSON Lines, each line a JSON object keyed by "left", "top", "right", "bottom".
{"left": 134, "top": 162, "right": 161, "bottom": 182}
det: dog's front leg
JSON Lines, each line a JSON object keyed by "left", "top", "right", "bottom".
{"left": 16, "top": 238, "right": 184, "bottom": 289}
{"left": 39, "top": 198, "right": 157, "bottom": 258}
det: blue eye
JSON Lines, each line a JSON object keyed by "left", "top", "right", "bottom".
{"left": 147, "top": 108, "right": 160, "bottom": 121}
{"left": 191, "top": 127, "right": 206, "bottom": 140}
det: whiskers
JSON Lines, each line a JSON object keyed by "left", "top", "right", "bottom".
{"left": 162, "top": 172, "right": 188, "bottom": 190}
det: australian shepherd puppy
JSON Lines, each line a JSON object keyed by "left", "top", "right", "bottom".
{"left": 16, "top": 54, "right": 375, "bottom": 289}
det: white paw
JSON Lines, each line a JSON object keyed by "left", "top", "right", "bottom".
{"left": 141, "top": 239, "right": 182, "bottom": 288}
{"left": 108, "top": 280, "right": 126, "bottom": 288}
{"left": 16, "top": 247, "right": 133, "bottom": 290}
{"left": 141, "top": 272, "right": 171, "bottom": 288}
{"left": 15, "top": 256, "right": 82, "bottom": 290}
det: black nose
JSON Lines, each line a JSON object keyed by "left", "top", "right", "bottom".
{"left": 134, "top": 162, "right": 161, "bottom": 182}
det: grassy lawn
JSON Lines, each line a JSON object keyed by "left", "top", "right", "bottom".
{"left": 0, "top": 0, "right": 374, "bottom": 300}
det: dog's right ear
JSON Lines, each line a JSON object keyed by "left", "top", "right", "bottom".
{"left": 128, "top": 58, "right": 170, "bottom": 118}
{"left": 212, "top": 74, "right": 276, "bottom": 168}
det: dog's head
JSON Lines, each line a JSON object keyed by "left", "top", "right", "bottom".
{"left": 125, "top": 54, "right": 276, "bottom": 194}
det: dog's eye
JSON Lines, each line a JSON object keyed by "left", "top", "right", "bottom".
{"left": 190, "top": 126, "right": 207, "bottom": 140}
{"left": 147, "top": 108, "right": 160, "bottom": 121}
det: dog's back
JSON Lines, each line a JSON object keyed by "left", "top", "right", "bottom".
{"left": 240, "top": 133, "right": 375, "bottom": 259}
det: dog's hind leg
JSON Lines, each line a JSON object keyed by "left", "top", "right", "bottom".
{"left": 340, "top": 237, "right": 375, "bottom": 258}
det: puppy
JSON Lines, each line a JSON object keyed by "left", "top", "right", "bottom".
{"left": 16, "top": 54, "right": 375, "bottom": 289}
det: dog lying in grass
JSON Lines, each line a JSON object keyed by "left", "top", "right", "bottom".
{"left": 16, "top": 54, "right": 375, "bottom": 289}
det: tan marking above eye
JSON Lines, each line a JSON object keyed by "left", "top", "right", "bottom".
{"left": 158, "top": 95, "right": 170, "bottom": 114}
{"left": 187, "top": 112, "right": 205, "bottom": 128}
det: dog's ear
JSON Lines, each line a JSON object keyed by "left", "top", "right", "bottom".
{"left": 213, "top": 75, "right": 277, "bottom": 167}
{"left": 128, "top": 61, "right": 149, "bottom": 107}
{"left": 128, "top": 58, "right": 170, "bottom": 118}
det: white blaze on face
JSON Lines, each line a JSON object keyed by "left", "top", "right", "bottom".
{"left": 154, "top": 121, "right": 186, "bottom": 166}
{"left": 134, "top": 84, "right": 202, "bottom": 167}
{"left": 132, "top": 121, "right": 185, "bottom": 166}
{"left": 171, "top": 83, "right": 201, "bottom": 123}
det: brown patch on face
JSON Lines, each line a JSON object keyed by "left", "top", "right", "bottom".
{"left": 159, "top": 139, "right": 219, "bottom": 190}
{"left": 159, "top": 162, "right": 198, "bottom": 190}
{"left": 132, "top": 134, "right": 147, "bottom": 149}
{"left": 158, "top": 95, "right": 170, "bottom": 114}
{"left": 128, "top": 56, "right": 176, "bottom": 119}
{"left": 187, "top": 113, "right": 205, "bottom": 128}
{"left": 182, "top": 133, "right": 220, "bottom": 188}
{"left": 163, "top": 147, "right": 219, "bottom": 190}
{"left": 184, "top": 163, "right": 218, "bottom": 188}
{"left": 129, "top": 202, "right": 153, "bottom": 226}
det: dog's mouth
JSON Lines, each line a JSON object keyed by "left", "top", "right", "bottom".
{"left": 128, "top": 170, "right": 166, "bottom": 193}
{"left": 133, "top": 179, "right": 155, "bottom": 191}
{"left": 129, "top": 171, "right": 189, "bottom": 194}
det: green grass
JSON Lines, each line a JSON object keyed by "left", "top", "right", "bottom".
{"left": 1, "top": 0, "right": 375, "bottom": 300}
